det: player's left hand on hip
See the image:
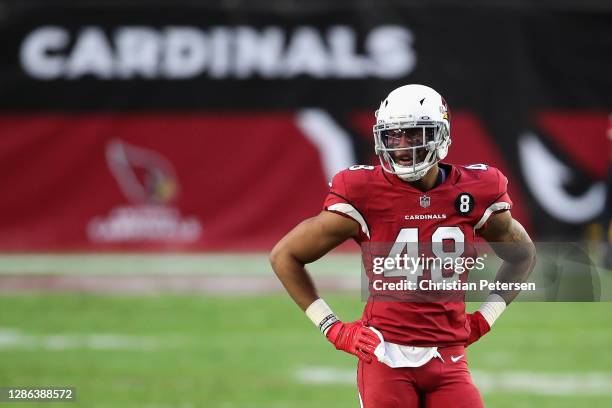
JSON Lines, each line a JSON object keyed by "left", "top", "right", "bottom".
{"left": 466, "top": 311, "right": 491, "bottom": 346}
{"left": 325, "top": 320, "right": 381, "bottom": 363}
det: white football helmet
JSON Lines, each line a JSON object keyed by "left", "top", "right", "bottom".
{"left": 373, "top": 84, "right": 451, "bottom": 181}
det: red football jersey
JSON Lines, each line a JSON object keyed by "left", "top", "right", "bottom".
{"left": 323, "top": 163, "right": 512, "bottom": 346}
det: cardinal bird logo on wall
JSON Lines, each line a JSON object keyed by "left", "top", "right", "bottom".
{"left": 87, "top": 139, "right": 202, "bottom": 244}
{"left": 106, "top": 139, "right": 179, "bottom": 205}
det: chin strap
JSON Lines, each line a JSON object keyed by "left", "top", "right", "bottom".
{"left": 396, "top": 171, "right": 426, "bottom": 182}
{"left": 395, "top": 161, "right": 439, "bottom": 182}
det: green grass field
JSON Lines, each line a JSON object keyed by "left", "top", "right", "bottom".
{"left": 0, "top": 253, "right": 610, "bottom": 407}
{"left": 1, "top": 293, "right": 611, "bottom": 408}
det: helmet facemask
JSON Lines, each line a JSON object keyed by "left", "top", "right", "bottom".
{"left": 374, "top": 121, "right": 450, "bottom": 182}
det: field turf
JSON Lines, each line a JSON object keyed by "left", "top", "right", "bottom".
{"left": 0, "top": 293, "right": 611, "bottom": 408}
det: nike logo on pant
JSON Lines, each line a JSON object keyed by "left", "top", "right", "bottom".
{"left": 450, "top": 354, "right": 464, "bottom": 363}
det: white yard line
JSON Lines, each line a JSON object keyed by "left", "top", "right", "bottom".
{"left": 472, "top": 370, "right": 612, "bottom": 396}
{"left": 295, "top": 366, "right": 612, "bottom": 396}
{"left": 0, "top": 275, "right": 360, "bottom": 294}
{"left": 0, "top": 327, "right": 182, "bottom": 351}
{"left": 0, "top": 253, "right": 360, "bottom": 276}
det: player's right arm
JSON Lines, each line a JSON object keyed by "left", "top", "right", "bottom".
{"left": 270, "top": 210, "right": 380, "bottom": 362}
{"left": 269, "top": 210, "right": 358, "bottom": 311}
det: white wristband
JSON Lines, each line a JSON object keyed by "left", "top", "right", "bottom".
{"left": 477, "top": 293, "right": 507, "bottom": 327}
{"left": 305, "top": 298, "right": 339, "bottom": 335}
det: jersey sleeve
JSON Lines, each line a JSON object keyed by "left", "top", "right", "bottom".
{"left": 473, "top": 167, "right": 513, "bottom": 231}
{"left": 323, "top": 170, "right": 370, "bottom": 241}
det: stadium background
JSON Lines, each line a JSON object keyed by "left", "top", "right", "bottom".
{"left": 0, "top": 0, "right": 611, "bottom": 406}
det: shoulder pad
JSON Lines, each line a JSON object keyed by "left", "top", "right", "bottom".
{"left": 329, "top": 165, "right": 379, "bottom": 204}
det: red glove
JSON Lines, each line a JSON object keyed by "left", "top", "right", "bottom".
{"left": 466, "top": 311, "right": 491, "bottom": 346}
{"left": 326, "top": 321, "right": 381, "bottom": 363}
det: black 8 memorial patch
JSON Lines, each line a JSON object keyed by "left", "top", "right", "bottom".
{"left": 455, "top": 193, "right": 474, "bottom": 215}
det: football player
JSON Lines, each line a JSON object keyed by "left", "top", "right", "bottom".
{"left": 270, "top": 84, "right": 536, "bottom": 407}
